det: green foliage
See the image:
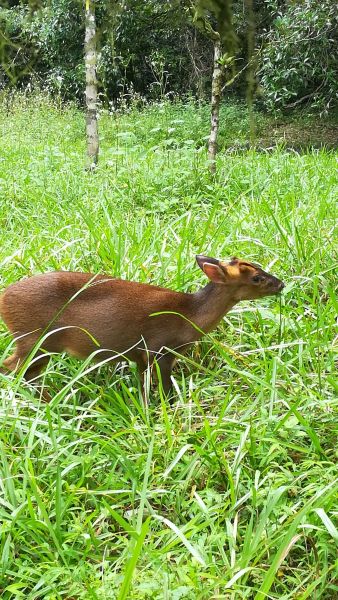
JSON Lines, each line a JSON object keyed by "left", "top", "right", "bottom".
{"left": 0, "top": 95, "right": 337, "bottom": 597}
{"left": 13, "top": 0, "right": 86, "bottom": 98}
{"left": 101, "top": 0, "right": 206, "bottom": 101}
{"left": 259, "top": 0, "right": 338, "bottom": 113}
{"left": 193, "top": 0, "right": 238, "bottom": 54}
{"left": 1, "top": 1, "right": 338, "bottom": 113}
{"left": 0, "top": 0, "right": 213, "bottom": 102}
{"left": 0, "top": 4, "right": 36, "bottom": 85}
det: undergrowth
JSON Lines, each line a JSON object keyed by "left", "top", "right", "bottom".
{"left": 0, "top": 95, "right": 337, "bottom": 599}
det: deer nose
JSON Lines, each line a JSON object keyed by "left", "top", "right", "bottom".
{"left": 278, "top": 281, "right": 285, "bottom": 291}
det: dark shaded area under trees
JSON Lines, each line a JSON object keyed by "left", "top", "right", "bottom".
{"left": 0, "top": 0, "right": 337, "bottom": 115}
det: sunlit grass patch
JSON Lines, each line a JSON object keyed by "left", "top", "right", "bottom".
{"left": 0, "top": 95, "right": 337, "bottom": 599}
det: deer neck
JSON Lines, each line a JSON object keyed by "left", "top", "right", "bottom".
{"left": 190, "top": 282, "right": 237, "bottom": 334}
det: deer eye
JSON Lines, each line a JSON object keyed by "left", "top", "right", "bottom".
{"left": 252, "top": 275, "right": 262, "bottom": 283}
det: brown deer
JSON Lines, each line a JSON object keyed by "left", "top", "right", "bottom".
{"left": 0, "top": 255, "right": 284, "bottom": 398}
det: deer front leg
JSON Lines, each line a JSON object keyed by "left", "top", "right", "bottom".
{"left": 135, "top": 352, "right": 175, "bottom": 403}
{"left": 135, "top": 353, "right": 152, "bottom": 405}
{"left": 155, "top": 355, "right": 176, "bottom": 398}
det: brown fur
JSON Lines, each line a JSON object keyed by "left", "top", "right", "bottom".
{"left": 0, "top": 256, "right": 284, "bottom": 398}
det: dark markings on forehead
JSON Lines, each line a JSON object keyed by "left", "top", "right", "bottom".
{"left": 228, "top": 258, "right": 264, "bottom": 270}
{"left": 240, "top": 261, "right": 262, "bottom": 269}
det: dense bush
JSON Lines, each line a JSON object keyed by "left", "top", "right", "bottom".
{"left": 259, "top": 0, "right": 338, "bottom": 113}
{"left": 0, "top": 0, "right": 337, "bottom": 113}
{"left": 0, "top": 0, "right": 213, "bottom": 103}
{"left": 0, "top": 4, "right": 35, "bottom": 89}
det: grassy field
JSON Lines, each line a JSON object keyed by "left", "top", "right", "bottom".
{"left": 0, "top": 95, "right": 337, "bottom": 599}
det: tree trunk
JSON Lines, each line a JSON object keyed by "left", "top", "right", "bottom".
{"left": 208, "top": 38, "right": 223, "bottom": 174}
{"left": 85, "top": 0, "right": 99, "bottom": 169}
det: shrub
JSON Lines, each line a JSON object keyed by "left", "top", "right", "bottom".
{"left": 259, "top": 0, "right": 338, "bottom": 113}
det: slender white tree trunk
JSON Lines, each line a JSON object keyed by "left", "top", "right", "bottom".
{"left": 85, "top": 0, "right": 99, "bottom": 169}
{"left": 208, "top": 37, "right": 223, "bottom": 174}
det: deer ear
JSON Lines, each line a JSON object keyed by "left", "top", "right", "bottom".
{"left": 196, "top": 255, "right": 220, "bottom": 270}
{"left": 202, "top": 262, "right": 227, "bottom": 284}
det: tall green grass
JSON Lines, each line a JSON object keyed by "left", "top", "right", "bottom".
{"left": 0, "top": 95, "right": 337, "bottom": 599}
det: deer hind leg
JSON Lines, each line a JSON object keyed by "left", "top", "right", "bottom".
{"left": 2, "top": 335, "right": 39, "bottom": 373}
{"left": 24, "top": 358, "right": 52, "bottom": 402}
{"left": 1, "top": 339, "right": 51, "bottom": 401}
{"left": 1, "top": 343, "right": 33, "bottom": 374}
{"left": 1, "top": 328, "right": 66, "bottom": 377}
{"left": 1, "top": 346, "right": 49, "bottom": 380}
